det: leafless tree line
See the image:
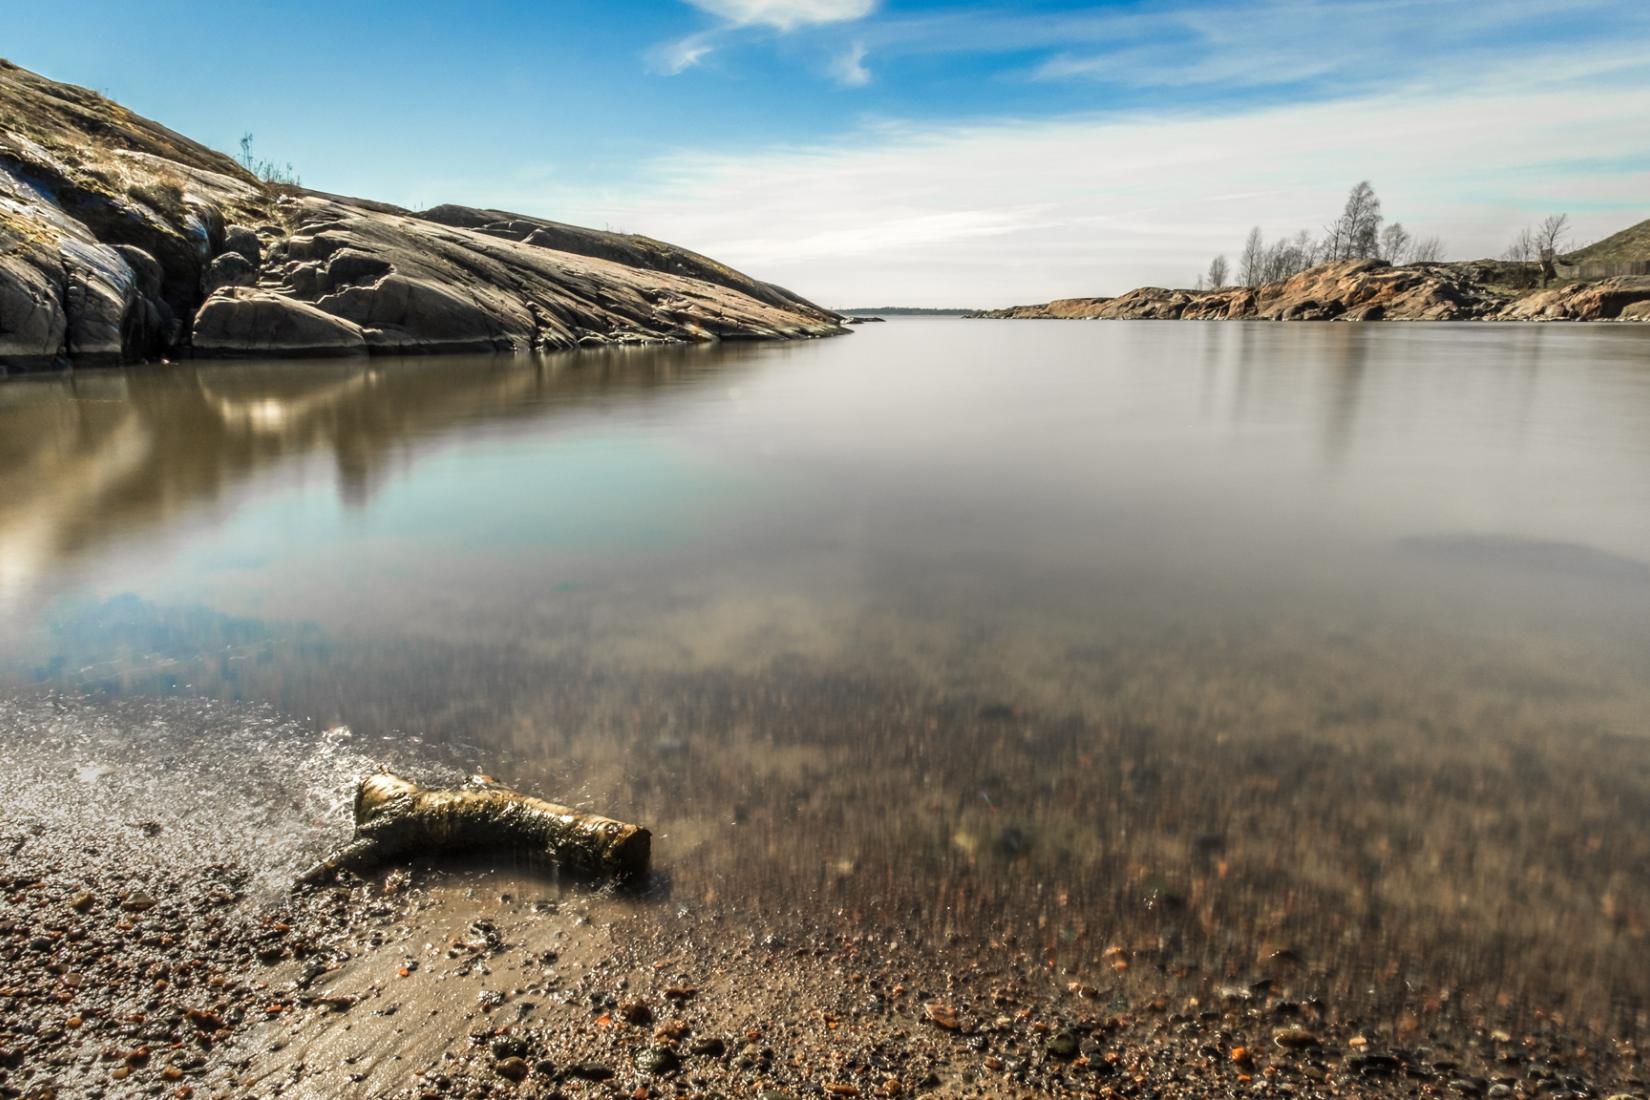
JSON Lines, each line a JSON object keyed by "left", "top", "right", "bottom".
{"left": 1196, "top": 181, "right": 1445, "bottom": 291}
{"left": 1501, "top": 213, "right": 1571, "bottom": 288}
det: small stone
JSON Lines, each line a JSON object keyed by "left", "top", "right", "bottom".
{"left": 68, "top": 892, "right": 96, "bottom": 912}
{"left": 635, "top": 1046, "right": 681, "bottom": 1075}
{"left": 491, "top": 1035, "right": 529, "bottom": 1060}
{"left": 924, "top": 1002, "right": 960, "bottom": 1030}
{"left": 1348, "top": 1053, "right": 1401, "bottom": 1076}
{"left": 120, "top": 892, "right": 157, "bottom": 913}
{"left": 495, "top": 1056, "right": 529, "bottom": 1082}
{"left": 567, "top": 1063, "right": 615, "bottom": 1081}
{"left": 1045, "top": 1030, "right": 1080, "bottom": 1059}
{"left": 1273, "top": 1028, "right": 1318, "bottom": 1051}
{"left": 689, "top": 1036, "right": 727, "bottom": 1058}
{"left": 620, "top": 999, "right": 653, "bottom": 1025}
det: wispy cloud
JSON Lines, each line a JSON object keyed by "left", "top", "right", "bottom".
{"left": 830, "top": 42, "right": 872, "bottom": 87}
{"left": 686, "top": 0, "right": 875, "bottom": 32}
{"left": 536, "top": 52, "right": 1650, "bottom": 307}
{"left": 650, "top": 33, "right": 717, "bottom": 76}
{"left": 657, "top": 0, "right": 876, "bottom": 73}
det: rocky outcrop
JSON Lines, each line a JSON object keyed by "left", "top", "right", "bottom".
{"left": 1493, "top": 276, "right": 1650, "bottom": 321}
{"left": 974, "top": 296, "right": 1114, "bottom": 320}
{"left": 0, "top": 59, "right": 842, "bottom": 371}
{"left": 970, "top": 258, "right": 1650, "bottom": 323}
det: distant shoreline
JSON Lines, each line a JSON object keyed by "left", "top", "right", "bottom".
{"left": 836, "top": 307, "right": 976, "bottom": 316}
{"left": 965, "top": 257, "right": 1650, "bottom": 322}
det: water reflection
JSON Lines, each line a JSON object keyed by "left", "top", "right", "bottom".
{"left": 0, "top": 346, "right": 759, "bottom": 608}
{"left": 4, "top": 322, "right": 1650, "bottom": 1038}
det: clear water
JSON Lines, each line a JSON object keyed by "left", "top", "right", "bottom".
{"left": 4, "top": 320, "right": 1650, "bottom": 1028}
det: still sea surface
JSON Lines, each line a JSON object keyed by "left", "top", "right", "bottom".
{"left": 3, "top": 320, "right": 1649, "bottom": 1030}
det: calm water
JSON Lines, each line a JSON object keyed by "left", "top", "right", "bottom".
{"left": 4, "top": 320, "right": 1650, "bottom": 1029}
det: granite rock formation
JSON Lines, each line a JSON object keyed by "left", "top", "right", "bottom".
{"left": 0, "top": 59, "right": 843, "bottom": 371}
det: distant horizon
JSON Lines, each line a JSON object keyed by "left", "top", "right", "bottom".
{"left": 7, "top": 0, "right": 1650, "bottom": 306}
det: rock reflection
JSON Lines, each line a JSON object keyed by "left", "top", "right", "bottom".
{"left": 0, "top": 345, "right": 754, "bottom": 603}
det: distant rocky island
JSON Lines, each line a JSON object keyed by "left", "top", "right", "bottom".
{"left": 970, "top": 232, "right": 1650, "bottom": 323}
{"left": 0, "top": 59, "right": 844, "bottom": 372}
{"left": 838, "top": 307, "right": 974, "bottom": 316}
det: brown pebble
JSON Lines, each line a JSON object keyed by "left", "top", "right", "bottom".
{"left": 924, "top": 1001, "right": 960, "bottom": 1030}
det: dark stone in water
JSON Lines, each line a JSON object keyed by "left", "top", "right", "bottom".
{"left": 565, "top": 1062, "right": 615, "bottom": 1080}
{"left": 491, "top": 1035, "right": 529, "bottom": 1059}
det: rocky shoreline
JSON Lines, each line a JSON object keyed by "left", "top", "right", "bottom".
{"left": 7, "top": 810, "right": 1647, "bottom": 1100}
{"left": 5, "top": 678, "right": 1650, "bottom": 1100}
{"left": 0, "top": 59, "right": 844, "bottom": 373}
{"left": 968, "top": 258, "right": 1650, "bottom": 322}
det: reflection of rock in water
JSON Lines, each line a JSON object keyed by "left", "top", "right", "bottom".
{"left": 0, "top": 347, "right": 760, "bottom": 599}
{"left": 1399, "top": 533, "right": 1650, "bottom": 584}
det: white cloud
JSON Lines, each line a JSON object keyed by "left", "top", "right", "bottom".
{"left": 830, "top": 42, "right": 871, "bottom": 87}
{"left": 650, "top": 34, "right": 716, "bottom": 75}
{"left": 655, "top": 0, "right": 875, "bottom": 75}
{"left": 533, "top": 62, "right": 1650, "bottom": 307}
{"left": 686, "top": 0, "right": 875, "bottom": 31}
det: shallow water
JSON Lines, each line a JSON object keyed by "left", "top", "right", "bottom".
{"left": 3, "top": 320, "right": 1650, "bottom": 1032}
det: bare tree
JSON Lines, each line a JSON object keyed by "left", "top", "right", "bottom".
{"left": 1239, "top": 227, "right": 1266, "bottom": 288}
{"left": 1503, "top": 227, "right": 1537, "bottom": 265}
{"left": 1195, "top": 274, "right": 1206, "bottom": 291}
{"left": 1292, "top": 229, "right": 1318, "bottom": 269}
{"left": 1206, "top": 254, "right": 1230, "bottom": 289}
{"left": 1502, "top": 227, "right": 1541, "bottom": 288}
{"left": 1320, "top": 222, "right": 1344, "bottom": 265}
{"left": 1534, "top": 213, "right": 1570, "bottom": 284}
{"left": 1410, "top": 236, "right": 1446, "bottom": 263}
{"left": 1331, "top": 181, "right": 1384, "bottom": 260}
{"left": 1380, "top": 222, "right": 1412, "bottom": 264}
{"left": 1535, "top": 213, "right": 1570, "bottom": 257}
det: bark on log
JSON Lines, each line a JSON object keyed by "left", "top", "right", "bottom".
{"left": 298, "top": 773, "right": 650, "bottom": 885}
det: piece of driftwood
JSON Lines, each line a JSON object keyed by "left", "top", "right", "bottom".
{"left": 298, "top": 773, "right": 650, "bottom": 885}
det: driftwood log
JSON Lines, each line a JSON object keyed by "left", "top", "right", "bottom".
{"left": 298, "top": 773, "right": 650, "bottom": 885}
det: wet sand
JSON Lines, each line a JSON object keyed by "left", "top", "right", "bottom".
{"left": 3, "top": 674, "right": 1648, "bottom": 1099}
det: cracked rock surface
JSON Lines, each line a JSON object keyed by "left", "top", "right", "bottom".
{"left": 0, "top": 58, "right": 843, "bottom": 372}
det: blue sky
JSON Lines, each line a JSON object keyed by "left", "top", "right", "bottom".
{"left": 7, "top": 0, "right": 1650, "bottom": 305}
